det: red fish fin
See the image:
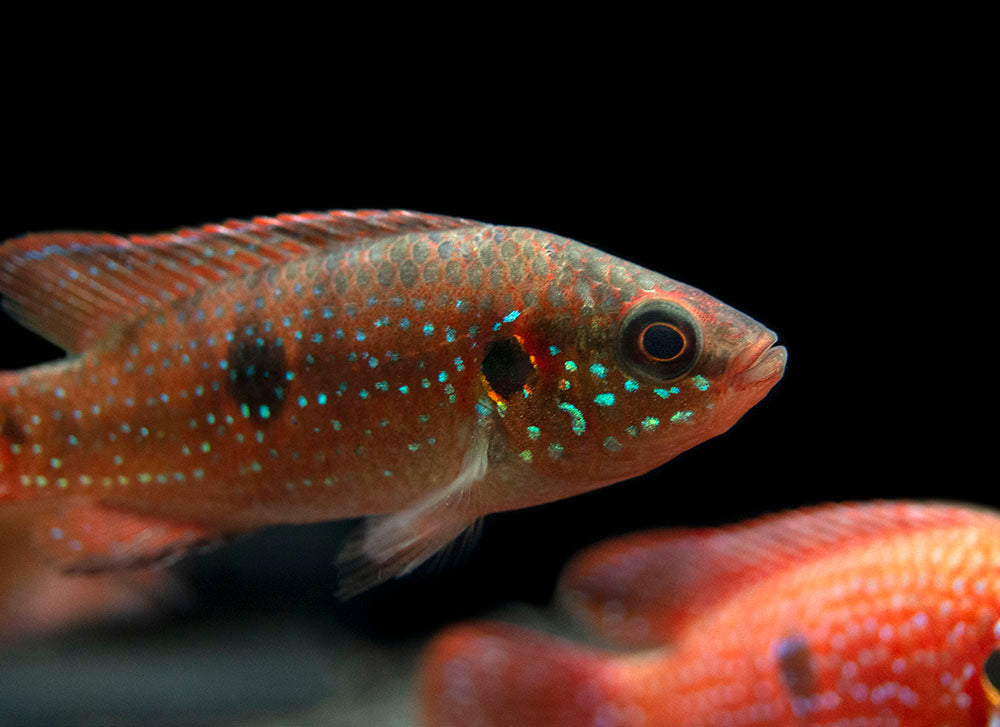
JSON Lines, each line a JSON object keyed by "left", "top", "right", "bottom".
{"left": 558, "top": 501, "right": 995, "bottom": 647}
{"left": 336, "top": 431, "right": 489, "bottom": 598}
{"left": 0, "top": 210, "right": 478, "bottom": 352}
{"left": 32, "top": 500, "right": 216, "bottom": 571}
{"left": 420, "top": 622, "right": 633, "bottom": 727}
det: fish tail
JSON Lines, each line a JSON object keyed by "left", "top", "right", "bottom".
{"left": 0, "top": 372, "right": 25, "bottom": 502}
{"left": 419, "top": 622, "right": 641, "bottom": 727}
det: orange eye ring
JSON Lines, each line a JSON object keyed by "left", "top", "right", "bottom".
{"left": 618, "top": 300, "right": 701, "bottom": 382}
{"left": 638, "top": 322, "right": 688, "bottom": 362}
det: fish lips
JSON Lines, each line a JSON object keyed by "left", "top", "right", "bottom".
{"left": 731, "top": 331, "right": 787, "bottom": 392}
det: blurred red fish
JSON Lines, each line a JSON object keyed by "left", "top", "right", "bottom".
{"left": 420, "top": 502, "right": 1000, "bottom": 726}
{"left": 0, "top": 505, "right": 181, "bottom": 642}
{"left": 0, "top": 210, "right": 784, "bottom": 594}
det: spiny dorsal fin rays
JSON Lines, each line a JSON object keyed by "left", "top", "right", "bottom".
{"left": 0, "top": 210, "right": 478, "bottom": 353}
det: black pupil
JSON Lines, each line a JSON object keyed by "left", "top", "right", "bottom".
{"left": 986, "top": 649, "right": 1000, "bottom": 690}
{"left": 642, "top": 323, "right": 685, "bottom": 361}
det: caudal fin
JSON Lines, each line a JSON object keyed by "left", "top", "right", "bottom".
{"left": 418, "top": 622, "right": 641, "bottom": 727}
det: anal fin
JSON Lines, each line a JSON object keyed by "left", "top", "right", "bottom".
{"left": 336, "top": 431, "right": 489, "bottom": 598}
{"left": 33, "top": 500, "right": 216, "bottom": 572}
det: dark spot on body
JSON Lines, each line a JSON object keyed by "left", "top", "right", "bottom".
{"left": 0, "top": 406, "right": 26, "bottom": 444}
{"left": 467, "top": 263, "right": 483, "bottom": 288}
{"left": 422, "top": 260, "right": 440, "bottom": 284}
{"left": 356, "top": 267, "right": 372, "bottom": 288}
{"left": 482, "top": 337, "right": 535, "bottom": 399}
{"left": 489, "top": 267, "right": 504, "bottom": 288}
{"left": 776, "top": 634, "right": 815, "bottom": 699}
{"left": 226, "top": 331, "right": 288, "bottom": 425}
{"left": 438, "top": 240, "right": 454, "bottom": 260}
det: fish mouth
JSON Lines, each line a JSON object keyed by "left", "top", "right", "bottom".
{"left": 732, "top": 331, "right": 787, "bottom": 390}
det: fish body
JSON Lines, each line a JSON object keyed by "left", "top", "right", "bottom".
{"left": 420, "top": 502, "right": 1000, "bottom": 726}
{"left": 0, "top": 210, "right": 784, "bottom": 591}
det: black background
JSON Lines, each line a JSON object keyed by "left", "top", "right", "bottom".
{"left": 0, "top": 83, "right": 980, "bottom": 644}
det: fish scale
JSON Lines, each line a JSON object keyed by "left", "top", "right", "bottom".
{"left": 0, "top": 210, "right": 785, "bottom": 593}
{"left": 420, "top": 502, "right": 1000, "bottom": 726}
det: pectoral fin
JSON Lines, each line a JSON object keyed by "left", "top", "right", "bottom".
{"left": 336, "top": 431, "right": 489, "bottom": 598}
{"left": 33, "top": 500, "right": 216, "bottom": 572}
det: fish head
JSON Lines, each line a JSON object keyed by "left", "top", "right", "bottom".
{"left": 482, "top": 235, "right": 786, "bottom": 498}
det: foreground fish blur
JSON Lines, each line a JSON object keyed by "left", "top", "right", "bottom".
{"left": 0, "top": 210, "right": 784, "bottom": 594}
{"left": 420, "top": 502, "right": 1000, "bottom": 726}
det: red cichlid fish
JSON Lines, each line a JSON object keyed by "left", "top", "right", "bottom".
{"left": 419, "top": 502, "right": 1000, "bottom": 726}
{"left": 0, "top": 210, "right": 785, "bottom": 594}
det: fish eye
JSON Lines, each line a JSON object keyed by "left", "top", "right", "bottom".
{"left": 620, "top": 301, "right": 701, "bottom": 381}
{"left": 984, "top": 649, "right": 1000, "bottom": 707}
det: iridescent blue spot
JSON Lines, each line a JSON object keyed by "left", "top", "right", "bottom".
{"left": 160, "top": 393, "right": 170, "bottom": 403}
{"left": 302, "top": 308, "right": 312, "bottom": 319}
{"left": 55, "top": 387, "right": 65, "bottom": 399}
{"left": 423, "top": 322, "right": 434, "bottom": 336}
{"left": 654, "top": 386, "right": 681, "bottom": 399}
{"left": 219, "top": 360, "right": 229, "bottom": 370}
{"left": 306, "top": 353, "right": 316, "bottom": 365}
{"left": 444, "top": 383, "right": 455, "bottom": 395}
{"left": 298, "top": 395, "right": 308, "bottom": 408}
{"left": 332, "top": 420, "right": 342, "bottom": 431}
{"left": 503, "top": 310, "right": 521, "bottom": 323}
{"left": 387, "top": 350, "right": 400, "bottom": 361}
{"left": 446, "top": 328, "right": 457, "bottom": 342}
{"left": 438, "top": 371, "right": 448, "bottom": 383}
{"left": 475, "top": 402, "right": 491, "bottom": 417}
{"left": 317, "top": 393, "right": 328, "bottom": 405}
{"left": 548, "top": 346, "right": 561, "bottom": 356}
{"left": 414, "top": 300, "right": 425, "bottom": 311}
{"left": 565, "top": 361, "right": 578, "bottom": 372}
{"left": 347, "top": 352, "right": 357, "bottom": 362}
{"left": 590, "top": 363, "right": 608, "bottom": 378}
{"left": 67, "top": 434, "right": 79, "bottom": 446}
{"left": 274, "top": 387, "right": 285, "bottom": 400}
{"left": 234, "top": 303, "right": 245, "bottom": 314}
{"left": 375, "top": 381, "right": 389, "bottom": 392}
{"left": 421, "top": 378, "right": 431, "bottom": 389}
{"left": 692, "top": 375, "right": 710, "bottom": 391}
{"left": 671, "top": 410, "right": 694, "bottom": 423}
{"left": 367, "top": 296, "right": 378, "bottom": 306}
{"left": 492, "top": 322, "right": 501, "bottom": 331}
{"left": 359, "top": 389, "right": 369, "bottom": 399}
{"left": 369, "top": 357, "right": 379, "bottom": 368}
{"left": 335, "top": 328, "right": 345, "bottom": 339}
{"left": 323, "top": 307, "right": 334, "bottom": 319}
{"left": 624, "top": 379, "right": 640, "bottom": 392}
{"left": 407, "top": 442, "right": 420, "bottom": 452}
{"left": 354, "top": 329, "right": 366, "bottom": 341}
{"left": 286, "top": 371, "right": 295, "bottom": 381}
{"left": 558, "top": 402, "right": 587, "bottom": 435}
{"left": 282, "top": 316, "right": 292, "bottom": 327}
{"left": 337, "top": 382, "right": 348, "bottom": 395}
{"left": 468, "top": 324, "right": 480, "bottom": 337}
{"left": 255, "top": 297, "right": 265, "bottom": 309}
{"left": 240, "top": 403, "right": 251, "bottom": 418}
{"left": 641, "top": 416, "right": 660, "bottom": 431}
{"left": 400, "top": 318, "right": 411, "bottom": 330}
{"left": 375, "top": 315, "right": 389, "bottom": 327}
{"left": 594, "top": 393, "right": 615, "bottom": 406}
{"left": 399, "top": 385, "right": 409, "bottom": 394}
{"left": 312, "top": 333, "right": 324, "bottom": 343}
{"left": 454, "top": 357, "right": 465, "bottom": 371}
{"left": 527, "top": 425, "right": 540, "bottom": 440}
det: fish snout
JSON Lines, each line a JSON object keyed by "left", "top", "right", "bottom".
{"left": 731, "top": 330, "right": 787, "bottom": 392}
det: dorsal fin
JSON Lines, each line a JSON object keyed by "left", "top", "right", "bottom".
{"left": 557, "top": 501, "right": 1000, "bottom": 648}
{"left": 0, "top": 209, "right": 478, "bottom": 353}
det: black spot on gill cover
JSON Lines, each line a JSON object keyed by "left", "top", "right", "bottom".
{"left": 482, "top": 337, "right": 534, "bottom": 399}
{"left": 226, "top": 332, "right": 288, "bottom": 424}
